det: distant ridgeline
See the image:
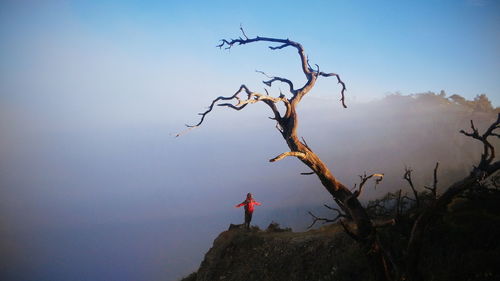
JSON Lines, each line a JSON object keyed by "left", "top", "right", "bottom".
{"left": 381, "top": 91, "right": 498, "bottom": 113}
{"left": 298, "top": 91, "right": 500, "bottom": 201}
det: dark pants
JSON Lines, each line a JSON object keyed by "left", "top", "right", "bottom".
{"left": 244, "top": 211, "right": 253, "bottom": 229}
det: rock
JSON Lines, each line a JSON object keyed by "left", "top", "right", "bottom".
{"left": 183, "top": 223, "right": 369, "bottom": 281}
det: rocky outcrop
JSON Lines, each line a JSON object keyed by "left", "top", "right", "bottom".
{"left": 182, "top": 223, "right": 369, "bottom": 281}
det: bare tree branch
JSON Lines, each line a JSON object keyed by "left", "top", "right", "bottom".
{"left": 405, "top": 115, "right": 500, "bottom": 280}
{"left": 179, "top": 84, "right": 290, "bottom": 136}
{"left": 269, "top": 151, "right": 306, "bottom": 162}
{"left": 307, "top": 203, "right": 348, "bottom": 228}
{"left": 318, "top": 72, "right": 347, "bottom": 108}
{"left": 403, "top": 167, "right": 420, "bottom": 207}
{"left": 459, "top": 113, "right": 500, "bottom": 171}
{"left": 423, "top": 162, "right": 439, "bottom": 199}
{"left": 239, "top": 24, "right": 248, "bottom": 40}
{"left": 256, "top": 70, "right": 296, "bottom": 95}
{"left": 216, "top": 30, "right": 347, "bottom": 109}
{"left": 307, "top": 202, "right": 352, "bottom": 229}
{"left": 352, "top": 173, "right": 384, "bottom": 198}
{"left": 307, "top": 211, "right": 334, "bottom": 228}
{"left": 217, "top": 34, "right": 312, "bottom": 78}
{"left": 307, "top": 210, "right": 346, "bottom": 229}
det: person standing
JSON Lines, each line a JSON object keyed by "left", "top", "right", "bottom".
{"left": 235, "top": 193, "right": 262, "bottom": 229}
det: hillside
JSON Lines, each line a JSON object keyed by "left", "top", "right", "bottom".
{"left": 181, "top": 170, "right": 500, "bottom": 281}
{"left": 181, "top": 223, "right": 369, "bottom": 281}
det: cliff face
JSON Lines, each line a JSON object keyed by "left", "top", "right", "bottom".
{"left": 182, "top": 223, "right": 369, "bottom": 281}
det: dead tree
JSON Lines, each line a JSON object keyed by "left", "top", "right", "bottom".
{"left": 183, "top": 29, "right": 391, "bottom": 281}
{"left": 404, "top": 113, "right": 500, "bottom": 281}
{"left": 460, "top": 115, "right": 500, "bottom": 174}
{"left": 307, "top": 204, "right": 347, "bottom": 229}
{"left": 182, "top": 27, "right": 500, "bottom": 280}
{"left": 379, "top": 114, "right": 498, "bottom": 281}
{"left": 306, "top": 115, "right": 499, "bottom": 281}
{"left": 365, "top": 114, "right": 500, "bottom": 281}
{"left": 403, "top": 167, "right": 420, "bottom": 207}
{"left": 423, "top": 162, "right": 439, "bottom": 199}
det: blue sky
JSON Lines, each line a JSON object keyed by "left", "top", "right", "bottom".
{"left": 1, "top": 0, "right": 499, "bottom": 109}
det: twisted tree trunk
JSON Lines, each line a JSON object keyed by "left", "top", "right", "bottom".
{"left": 180, "top": 29, "right": 392, "bottom": 281}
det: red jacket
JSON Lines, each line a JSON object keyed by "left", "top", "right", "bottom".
{"left": 236, "top": 199, "right": 261, "bottom": 213}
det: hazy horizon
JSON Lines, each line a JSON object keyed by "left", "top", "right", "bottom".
{"left": 2, "top": 92, "right": 498, "bottom": 280}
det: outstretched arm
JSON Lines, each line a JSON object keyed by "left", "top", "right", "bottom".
{"left": 235, "top": 201, "right": 246, "bottom": 208}
{"left": 254, "top": 201, "right": 262, "bottom": 206}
